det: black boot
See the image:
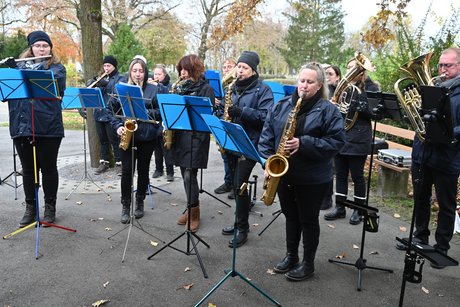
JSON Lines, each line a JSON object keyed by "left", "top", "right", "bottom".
{"left": 285, "top": 250, "right": 316, "bottom": 281}
{"left": 121, "top": 199, "right": 130, "bottom": 224}
{"left": 43, "top": 199, "right": 56, "bottom": 225}
{"left": 274, "top": 252, "right": 299, "bottom": 274}
{"left": 228, "top": 192, "right": 250, "bottom": 247}
{"left": 324, "top": 204, "right": 346, "bottom": 221}
{"left": 349, "top": 209, "right": 362, "bottom": 225}
{"left": 134, "top": 195, "right": 144, "bottom": 219}
{"left": 228, "top": 229, "right": 248, "bottom": 248}
{"left": 19, "top": 200, "right": 36, "bottom": 228}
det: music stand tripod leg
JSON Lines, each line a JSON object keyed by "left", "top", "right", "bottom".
{"left": 199, "top": 168, "right": 231, "bottom": 208}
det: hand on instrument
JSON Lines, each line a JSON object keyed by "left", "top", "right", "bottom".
{"left": 1, "top": 57, "right": 17, "bottom": 68}
{"left": 285, "top": 137, "right": 300, "bottom": 156}
{"left": 214, "top": 98, "right": 222, "bottom": 106}
{"left": 227, "top": 105, "right": 242, "bottom": 118}
{"left": 117, "top": 126, "right": 125, "bottom": 136}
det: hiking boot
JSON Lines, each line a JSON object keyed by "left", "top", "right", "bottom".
{"left": 43, "top": 200, "right": 56, "bottom": 224}
{"left": 214, "top": 182, "right": 232, "bottom": 194}
{"left": 152, "top": 170, "right": 164, "bottom": 178}
{"left": 166, "top": 174, "right": 174, "bottom": 182}
{"left": 324, "top": 206, "right": 346, "bottom": 221}
{"left": 95, "top": 161, "right": 109, "bottom": 174}
{"left": 19, "top": 201, "right": 36, "bottom": 228}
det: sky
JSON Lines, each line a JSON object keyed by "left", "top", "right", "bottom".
{"left": 258, "top": 0, "right": 458, "bottom": 34}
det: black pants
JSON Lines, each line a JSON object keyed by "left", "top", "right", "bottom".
{"left": 335, "top": 153, "right": 367, "bottom": 204}
{"left": 95, "top": 120, "right": 120, "bottom": 162}
{"left": 278, "top": 179, "right": 329, "bottom": 260}
{"left": 232, "top": 157, "right": 256, "bottom": 231}
{"left": 180, "top": 167, "right": 199, "bottom": 206}
{"left": 14, "top": 137, "right": 62, "bottom": 203}
{"left": 412, "top": 163, "right": 458, "bottom": 251}
{"left": 120, "top": 140, "right": 155, "bottom": 201}
{"left": 153, "top": 135, "right": 174, "bottom": 174}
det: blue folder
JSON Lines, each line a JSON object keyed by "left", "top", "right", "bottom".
{"left": 0, "top": 68, "right": 58, "bottom": 101}
{"left": 201, "top": 113, "right": 265, "bottom": 166}
{"left": 62, "top": 87, "right": 104, "bottom": 109}
{"left": 205, "top": 70, "right": 224, "bottom": 99}
{"left": 157, "top": 94, "right": 213, "bottom": 133}
{"left": 116, "top": 83, "right": 150, "bottom": 121}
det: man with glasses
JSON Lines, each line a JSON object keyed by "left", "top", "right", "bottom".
{"left": 396, "top": 48, "right": 460, "bottom": 269}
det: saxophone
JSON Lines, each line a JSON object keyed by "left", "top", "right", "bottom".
{"left": 222, "top": 67, "right": 237, "bottom": 122}
{"left": 261, "top": 96, "right": 303, "bottom": 206}
{"left": 163, "top": 78, "right": 185, "bottom": 149}
{"left": 119, "top": 119, "right": 138, "bottom": 150}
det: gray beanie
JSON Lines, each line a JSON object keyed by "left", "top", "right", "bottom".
{"left": 237, "top": 51, "right": 260, "bottom": 72}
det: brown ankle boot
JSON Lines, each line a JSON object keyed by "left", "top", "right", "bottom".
{"left": 177, "top": 210, "right": 188, "bottom": 225}
{"left": 187, "top": 206, "right": 200, "bottom": 233}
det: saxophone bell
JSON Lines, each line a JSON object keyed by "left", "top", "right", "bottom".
{"left": 119, "top": 119, "right": 138, "bottom": 151}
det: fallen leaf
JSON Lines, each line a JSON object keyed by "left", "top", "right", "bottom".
{"left": 208, "top": 304, "right": 217, "bottom": 307}
{"left": 393, "top": 213, "right": 401, "bottom": 218}
{"left": 150, "top": 240, "right": 159, "bottom": 247}
{"left": 76, "top": 201, "right": 83, "bottom": 205}
{"left": 353, "top": 244, "right": 360, "bottom": 249}
{"left": 92, "top": 300, "right": 110, "bottom": 307}
{"left": 183, "top": 283, "right": 194, "bottom": 290}
{"left": 89, "top": 218, "right": 97, "bottom": 222}
{"left": 98, "top": 217, "right": 104, "bottom": 220}
{"left": 171, "top": 203, "right": 178, "bottom": 206}
{"left": 97, "top": 188, "right": 101, "bottom": 192}
{"left": 399, "top": 226, "right": 407, "bottom": 232}
{"left": 105, "top": 227, "right": 112, "bottom": 231}
{"left": 184, "top": 267, "right": 191, "bottom": 272}
{"left": 103, "top": 281, "right": 109, "bottom": 288}
{"left": 421, "top": 287, "right": 429, "bottom": 294}
{"left": 327, "top": 224, "right": 336, "bottom": 229}
{"left": 335, "top": 252, "right": 347, "bottom": 259}
{"left": 437, "top": 293, "right": 444, "bottom": 297}
{"left": 217, "top": 210, "right": 223, "bottom": 215}
{"left": 369, "top": 251, "right": 379, "bottom": 255}
{"left": 266, "top": 268, "right": 275, "bottom": 275}
{"left": 252, "top": 223, "right": 259, "bottom": 227}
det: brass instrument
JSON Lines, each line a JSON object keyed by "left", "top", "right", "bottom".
{"left": 223, "top": 77, "right": 237, "bottom": 122}
{"left": 88, "top": 72, "right": 109, "bottom": 88}
{"left": 394, "top": 52, "right": 434, "bottom": 142}
{"left": 163, "top": 78, "right": 186, "bottom": 149}
{"left": 119, "top": 119, "right": 138, "bottom": 150}
{"left": 261, "top": 96, "right": 303, "bottom": 206}
{"left": 332, "top": 52, "right": 374, "bottom": 130}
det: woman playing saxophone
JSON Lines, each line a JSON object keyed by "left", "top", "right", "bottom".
{"left": 258, "top": 63, "right": 345, "bottom": 281}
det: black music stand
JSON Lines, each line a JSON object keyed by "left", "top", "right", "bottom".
{"left": 107, "top": 83, "right": 164, "bottom": 263}
{"left": 328, "top": 91, "right": 395, "bottom": 291}
{"left": 0, "top": 143, "right": 23, "bottom": 200}
{"left": 1, "top": 68, "right": 76, "bottom": 258}
{"left": 61, "top": 87, "right": 110, "bottom": 199}
{"left": 396, "top": 85, "right": 458, "bottom": 307}
{"left": 194, "top": 114, "right": 280, "bottom": 307}
{"left": 147, "top": 93, "right": 213, "bottom": 278}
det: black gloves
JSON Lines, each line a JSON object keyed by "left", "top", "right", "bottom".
{"left": 87, "top": 76, "right": 109, "bottom": 88}
{"left": 227, "top": 105, "right": 242, "bottom": 118}
{"left": 1, "top": 57, "right": 17, "bottom": 68}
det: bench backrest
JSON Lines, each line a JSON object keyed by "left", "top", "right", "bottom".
{"left": 375, "top": 122, "right": 414, "bottom": 152}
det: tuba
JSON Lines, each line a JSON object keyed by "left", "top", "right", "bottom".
{"left": 394, "top": 52, "right": 434, "bottom": 142}
{"left": 332, "top": 52, "right": 374, "bottom": 130}
{"left": 119, "top": 119, "right": 138, "bottom": 151}
{"left": 261, "top": 96, "right": 303, "bottom": 206}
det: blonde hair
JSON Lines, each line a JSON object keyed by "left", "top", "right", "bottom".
{"left": 298, "top": 62, "right": 329, "bottom": 99}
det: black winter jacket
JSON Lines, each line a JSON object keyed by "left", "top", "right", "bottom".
{"left": 259, "top": 95, "right": 345, "bottom": 185}
{"left": 91, "top": 70, "right": 124, "bottom": 123}
{"left": 8, "top": 61, "right": 66, "bottom": 138}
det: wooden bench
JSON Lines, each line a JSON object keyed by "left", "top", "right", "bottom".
{"left": 372, "top": 122, "right": 415, "bottom": 197}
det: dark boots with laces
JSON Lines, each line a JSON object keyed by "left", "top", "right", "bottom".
{"left": 19, "top": 199, "right": 36, "bottom": 228}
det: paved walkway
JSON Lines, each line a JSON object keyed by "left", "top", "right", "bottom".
{"left": 0, "top": 126, "right": 459, "bottom": 307}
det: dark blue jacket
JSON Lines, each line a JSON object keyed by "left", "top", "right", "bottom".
{"left": 412, "top": 80, "right": 460, "bottom": 174}
{"left": 92, "top": 71, "right": 124, "bottom": 122}
{"left": 259, "top": 95, "right": 345, "bottom": 185}
{"left": 110, "top": 83, "right": 162, "bottom": 142}
{"left": 231, "top": 80, "right": 273, "bottom": 148}
{"left": 8, "top": 61, "right": 66, "bottom": 138}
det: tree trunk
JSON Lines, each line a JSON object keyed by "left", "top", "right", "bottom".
{"left": 78, "top": 0, "right": 103, "bottom": 168}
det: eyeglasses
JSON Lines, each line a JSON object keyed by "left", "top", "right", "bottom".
{"left": 31, "top": 44, "right": 50, "bottom": 49}
{"left": 437, "top": 63, "right": 459, "bottom": 69}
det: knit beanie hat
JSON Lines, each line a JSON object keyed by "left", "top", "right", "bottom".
{"left": 237, "top": 51, "right": 260, "bottom": 72}
{"left": 27, "top": 31, "right": 53, "bottom": 48}
{"left": 103, "top": 55, "right": 118, "bottom": 68}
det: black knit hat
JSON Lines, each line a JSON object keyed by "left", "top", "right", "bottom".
{"left": 27, "top": 31, "right": 53, "bottom": 48}
{"left": 237, "top": 51, "right": 260, "bottom": 72}
{"left": 103, "top": 55, "right": 118, "bottom": 68}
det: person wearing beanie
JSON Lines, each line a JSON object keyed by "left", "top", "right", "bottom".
{"left": 6, "top": 30, "right": 66, "bottom": 226}
{"left": 259, "top": 63, "right": 344, "bottom": 281}
{"left": 88, "top": 55, "right": 124, "bottom": 176}
{"left": 108, "top": 57, "right": 163, "bottom": 223}
{"left": 220, "top": 51, "right": 274, "bottom": 248}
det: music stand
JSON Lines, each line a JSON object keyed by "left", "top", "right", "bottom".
{"left": 107, "top": 83, "right": 164, "bottom": 263}
{"left": 396, "top": 85, "right": 458, "bottom": 307}
{"left": 147, "top": 93, "right": 213, "bottom": 278}
{"left": 0, "top": 143, "right": 23, "bottom": 200}
{"left": 328, "top": 91, "right": 394, "bottom": 291}
{"left": 61, "top": 87, "right": 110, "bottom": 199}
{"left": 194, "top": 114, "right": 280, "bottom": 307}
{"left": 1, "top": 68, "right": 76, "bottom": 258}
{"left": 205, "top": 70, "right": 224, "bottom": 100}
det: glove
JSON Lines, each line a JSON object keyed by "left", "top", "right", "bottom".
{"left": 1, "top": 57, "right": 17, "bottom": 68}
{"left": 227, "top": 105, "right": 242, "bottom": 118}
{"left": 78, "top": 108, "right": 87, "bottom": 119}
